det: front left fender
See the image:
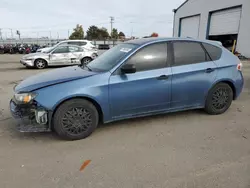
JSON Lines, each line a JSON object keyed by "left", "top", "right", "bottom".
{"left": 33, "top": 73, "right": 111, "bottom": 122}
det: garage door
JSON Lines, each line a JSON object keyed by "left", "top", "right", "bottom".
{"left": 209, "top": 7, "right": 242, "bottom": 36}
{"left": 180, "top": 15, "right": 200, "bottom": 38}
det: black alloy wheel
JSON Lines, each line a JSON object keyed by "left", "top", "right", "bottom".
{"left": 53, "top": 99, "right": 99, "bottom": 140}
{"left": 205, "top": 83, "right": 233, "bottom": 115}
{"left": 81, "top": 57, "right": 92, "bottom": 66}
{"left": 62, "top": 107, "right": 92, "bottom": 135}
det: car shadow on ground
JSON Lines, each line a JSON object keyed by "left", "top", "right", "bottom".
{"left": 98, "top": 109, "right": 205, "bottom": 129}
{"left": 0, "top": 65, "right": 76, "bottom": 72}
{"left": 5, "top": 109, "right": 206, "bottom": 142}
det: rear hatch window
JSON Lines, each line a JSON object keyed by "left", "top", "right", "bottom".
{"left": 202, "top": 43, "right": 222, "bottom": 61}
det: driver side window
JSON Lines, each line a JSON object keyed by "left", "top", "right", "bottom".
{"left": 124, "top": 42, "right": 168, "bottom": 72}
{"left": 53, "top": 46, "right": 69, "bottom": 54}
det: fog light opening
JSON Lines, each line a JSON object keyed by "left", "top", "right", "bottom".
{"left": 35, "top": 109, "right": 48, "bottom": 125}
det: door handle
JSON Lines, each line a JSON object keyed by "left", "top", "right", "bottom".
{"left": 205, "top": 68, "right": 215, "bottom": 73}
{"left": 157, "top": 75, "right": 169, "bottom": 80}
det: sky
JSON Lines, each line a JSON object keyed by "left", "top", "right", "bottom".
{"left": 0, "top": 0, "right": 184, "bottom": 39}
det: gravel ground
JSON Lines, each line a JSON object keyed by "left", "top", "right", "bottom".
{"left": 0, "top": 55, "right": 250, "bottom": 188}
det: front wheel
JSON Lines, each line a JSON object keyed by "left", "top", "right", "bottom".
{"left": 35, "top": 59, "right": 47, "bottom": 69}
{"left": 205, "top": 83, "right": 233, "bottom": 115}
{"left": 81, "top": 57, "right": 92, "bottom": 66}
{"left": 53, "top": 99, "right": 99, "bottom": 140}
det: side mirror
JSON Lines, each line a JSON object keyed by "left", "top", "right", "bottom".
{"left": 121, "top": 64, "right": 136, "bottom": 74}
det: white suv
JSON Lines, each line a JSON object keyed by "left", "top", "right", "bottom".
{"left": 37, "top": 40, "right": 97, "bottom": 53}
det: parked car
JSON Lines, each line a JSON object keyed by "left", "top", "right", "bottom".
{"left": 0, "top": 43, "right": 39, "bottom": 54}
{"left": 36, "top": 40, "right": 97, "bottom": 53}
{"left": 98, "top": 44, "right": 110, "bottom": 50}
{"left": 31, "top": 44, "right": 40, "bottom": 53}
{"left": 10, "top": 38, "right": 244, "bottom": 140}
{"left": 20, "top": 45, "right": 98, "bottom": 69}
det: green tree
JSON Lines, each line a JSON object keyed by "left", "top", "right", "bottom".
{"left": 118, "top": 31, "right": 125, "bottom": 38}
{"left": 111, "top": 28, "right": 118, "bottom": 39}
{"left": 86, "top": 25, "right": 99, "bottom": 40}
{"left": 69, "top": 24, "right": 84, "bottom": 39}
{"left": 98, "top": 27, "right": 109, "bottom": 39}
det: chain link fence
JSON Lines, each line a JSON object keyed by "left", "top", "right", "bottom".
{"left": 0, "top": 38, "right": 125, "bottom": 47}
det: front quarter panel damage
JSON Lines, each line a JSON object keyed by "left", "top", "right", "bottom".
{"left": 33, "top": 72, "right": 111, "bottom": 124}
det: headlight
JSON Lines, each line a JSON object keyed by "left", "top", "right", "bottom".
{"left": 23, "top": 57, "right": 33, "bottom": 61}
{"left": 14, "top": 93, "right": 37, "bottom": 104}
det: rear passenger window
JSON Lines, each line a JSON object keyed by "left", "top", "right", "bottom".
{"left": 79, "top": 42, "right": 87, "bottom": 46}
{"left": 202, "top": 43, "right": 222, "bottom": 61}
{"left": 173, "top": 42, "right": 208, "bottom": 66}
{"left": 68, "top": 42, "right": 78, "bottom": 45}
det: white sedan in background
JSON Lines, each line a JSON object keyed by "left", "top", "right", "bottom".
{"left": 20, "top": 45, "right": 98, "bottom": 69}
{"left": 36, "top": 40, "right": 97, "bottom": 53}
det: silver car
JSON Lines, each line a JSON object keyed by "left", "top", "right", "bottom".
{"left": 36, "top": 40, "right": 97, "bottom": 53}
{"left": 20, "top": 45, "right": 98, "bottom": 69}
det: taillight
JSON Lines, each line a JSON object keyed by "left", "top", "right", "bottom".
{"left": 237, "top": 62, "right": 243, "bottom": 71}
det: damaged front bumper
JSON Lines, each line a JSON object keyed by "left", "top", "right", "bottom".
{"left": 10, "top": 99, "right": 51, "bottom": 132}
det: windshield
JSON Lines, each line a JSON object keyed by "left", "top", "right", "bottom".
{"left": 87, "top": 43, "right": 137, "bottom": 72}
{"left": 45, "top": 46, "right": 57, "bottom": 53}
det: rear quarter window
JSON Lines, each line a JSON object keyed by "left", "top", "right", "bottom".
{"left": 202, "top": 43, "right": 222, "bottom": 61}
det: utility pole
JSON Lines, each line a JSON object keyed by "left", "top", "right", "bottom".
{"left": 68, "top": 29, "right": 70, "bottom": 39}
{"left": 10, "top": 29, "right": 13, "bottom": 39}
{"left": 110, "top": 16, "right": 114, "bottom": 38}
{"left": 49, "top": 31, "right": 52, "bottom": 45}
{"left": 8, "top": 28, "right": 14, "bottom": 44}
{"left": 130, "top": 22, "right": 134, "bottom": 39}
{"left": 0, "top": 29, "right": 2, "bottom": 40}
{"left": 37, "top": 32, "right": 39, "bottom": 44}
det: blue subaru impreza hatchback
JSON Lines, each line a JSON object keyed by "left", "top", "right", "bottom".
{"left": 10, "top": 38, "right": 244, "bottom": 140}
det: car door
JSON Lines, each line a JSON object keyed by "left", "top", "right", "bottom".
{"left": 109, "top": 42, "right": 172, "bottom": 119}
{"left": 170, "top": 41, "right": 218, "bottom": 109}
{"left": 68, "top": 46, "right": 83, "bottom": 64}
{"left": 50, "top": 46, "right": 70, "bottom": 65}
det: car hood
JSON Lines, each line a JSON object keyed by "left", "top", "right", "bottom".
{"left": 22, "top": 52, "right": 48, "bottom": 59}
{"left": 15, "top": 66, "right": 97, "bottom": 93}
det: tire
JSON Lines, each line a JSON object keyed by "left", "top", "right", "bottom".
{"left": 53, "top": 99, "right": 99, "bottom": 140}
{"left": 81, "top": 57, "right": 92, "bottom": 66}
{"left": 35, "top": 59, "right": 47, "bottom": 69}
{"left": 205, "top": 83, "right": 233, "bottom": 115}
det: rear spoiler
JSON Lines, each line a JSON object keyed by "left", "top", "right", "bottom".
{"left": 207, "top": 40, "right": 222, "bottom": 46}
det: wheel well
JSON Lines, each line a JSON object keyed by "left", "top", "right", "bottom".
{"left": 51, "top": 97, "right": 104, "bottom": 128}
{"left": 220, "top": 81, "right": 236, "bottom": 100}
{"left": 82, "top": 56, "right": 92, "bottom": 59}
{"left": 35, "top": 58, "right": 48, "bottom": 65}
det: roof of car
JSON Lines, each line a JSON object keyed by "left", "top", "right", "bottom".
{"left": 60, "top": 40, "right": 91, "bottom": 43}
{"left": 125, "top": 37, "right": 222, "bottom": 47}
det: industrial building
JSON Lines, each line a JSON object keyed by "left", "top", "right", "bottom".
{"left": 173, "top": 0, "right": 250, "bottom": 58}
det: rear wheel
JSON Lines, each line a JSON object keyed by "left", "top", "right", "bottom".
{"left": 35, "top": 59, "right": 47, "bottom": 69}
{"left": 81, "top": 57, "right": 92, "bottom": 66}
{"left": 53, "top": 99, "right": 99, "bottom": 140}
{"left": 205, "top": 83, "right": 233, "bottom": 115}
